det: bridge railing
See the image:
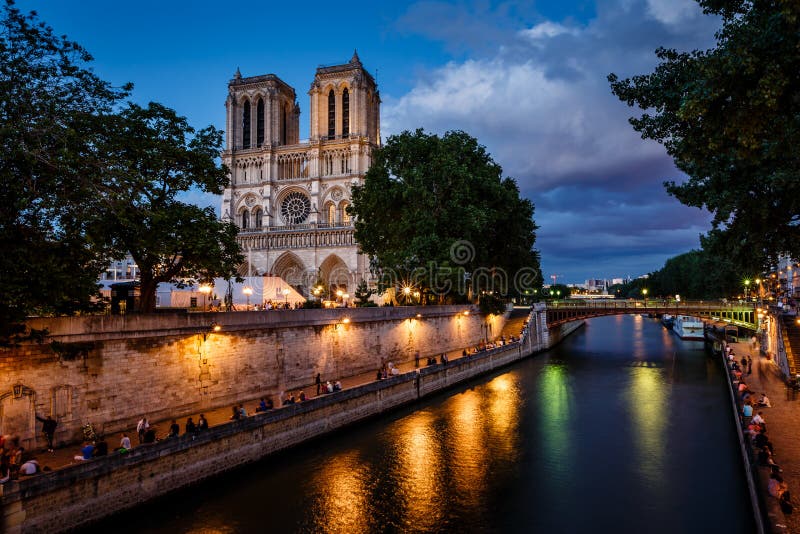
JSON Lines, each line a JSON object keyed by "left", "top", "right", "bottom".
{"left": 547, "top": 299, "right": 754, "bottom": 312}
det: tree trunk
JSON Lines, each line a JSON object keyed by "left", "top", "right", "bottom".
{"left": 138, "top": 272, "right": 158, "bottom": 313}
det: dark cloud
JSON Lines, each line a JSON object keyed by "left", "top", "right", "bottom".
{"left": 384, "top": 0, "right": 721, "bottom": 282}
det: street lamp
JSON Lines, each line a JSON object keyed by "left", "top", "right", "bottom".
{"left": 642, "top": 288, "right": 648, "bottom": 306}
{"left": 744, "top": 279, "right": 751, "bottom": 301}
{"left": 242, "top": 286, "right": 253, "bottom": 310}
{"left": 313, "top": 285, "right": 323, "bottom": 303}
{"left": 343, "top": 292, "right": 350, "bottom": 307}
{"left": 282, "top": 287, "right": 290, "bottom": 306}
{"left": 199, "top": 284, "right": 212, "bottom": 312}
{"left": 336, "top": 289, "right": 344, "bottom": 307}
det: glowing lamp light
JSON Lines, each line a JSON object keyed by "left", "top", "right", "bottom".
{"left": 463, "top": 310, "right": 470, "bottom": 316}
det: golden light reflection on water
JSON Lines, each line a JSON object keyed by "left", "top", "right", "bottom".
{"left": 486, "top": 374, "right": 521, "bottom": 459}
{"left": 307, "top": 452, "right": 369, "bottom": 534}
{"left": 448, "top": 389, "right": 487, "bottom": 508}
{"left": 627, "top": 366, "right": 668, "bottom": 485}
{"left": 394, "top": 411, "right": 444, "bottom": 530}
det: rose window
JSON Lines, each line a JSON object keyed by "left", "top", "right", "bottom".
{"left": 281, "top": 192, "right": 311, "bottom": 224}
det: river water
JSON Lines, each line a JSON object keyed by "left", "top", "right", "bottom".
{"left": 95, "top": 315, "right": 754, "bottom": 533}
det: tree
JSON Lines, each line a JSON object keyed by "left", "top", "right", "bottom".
{"left": 353, "top": 279, "right": 375, "bottom": 306}
{"left": 609, "top": 1, "right": 800, "bottom": 272}
{"left": 349, "top": 129, "right": 542, "bottom": 303}
{"left": 86, "top": 103, "right": 243, "bottom": 312}
{"left": 0, "top": 0, "right": 130, "bottom": 340}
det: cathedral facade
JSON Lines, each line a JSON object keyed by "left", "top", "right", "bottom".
{"left": 220, "top": 52, "right": 380, "bottom": 297}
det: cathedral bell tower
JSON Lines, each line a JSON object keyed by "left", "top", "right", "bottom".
{"left": 308, "top": 50, "right": 380, "bottom": 144}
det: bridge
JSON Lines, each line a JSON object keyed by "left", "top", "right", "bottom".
{"left": 545, "top": 300, "right": 758, "bottom": 330}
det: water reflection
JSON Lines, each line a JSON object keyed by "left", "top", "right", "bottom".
{"left": 393, "top": 411, "right": 444, "bottom": 531}
{"left": 627, "top": 366, "right": 668, "bottom": 486}
{"left": 538, "top": 363, "right": 572, "bottom": 467}
{"left": 306, "top": 452, "right": 369, "bottom": 533}
{"left": 94, "top": 315, "right": 754, "bottom": 534}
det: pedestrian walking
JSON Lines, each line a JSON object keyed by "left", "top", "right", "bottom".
{"left": 315, "top": 373, "right": 321, "bottom": 395}
{"left": 136, "top": 417, "right": 149, "bottom": 444}
{"left": 748, "top": 358, "right": 753, "bottom": 375}
{"left": 35, "top": 414, "right": 58, "bottom": 452}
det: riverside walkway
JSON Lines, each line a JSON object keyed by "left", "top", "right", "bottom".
{"left": 728, "top": 339, "right": 800, "bottom": 533}
{"left": 16, "top": 344, "right": 502, "bottom": 475}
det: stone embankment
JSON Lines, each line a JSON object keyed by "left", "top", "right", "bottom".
{"left": 1, "top": 304, "right": 583, "bottom": 533}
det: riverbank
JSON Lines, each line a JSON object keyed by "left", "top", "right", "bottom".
{"left": 719, "top": 337, "right": 797, "bottom": 533}
{"left": 1, "top": 317, "right": 583, "bottom": 533}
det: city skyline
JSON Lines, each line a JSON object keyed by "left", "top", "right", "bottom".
{"left": 18, "top": 0, "right": 722, "bottom": 283}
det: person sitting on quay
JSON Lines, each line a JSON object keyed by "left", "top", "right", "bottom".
{"left": 198, "top": 414, "right": 209, "bottom": 431}
{"left": 0, "top": 456, "right": 10, "bottom": 484}
{"left": 742, "top": 402, "right": 753, "bottom": 418}
{"left": 758, "top": 446, "right": 779, "bottom": 469}
{"left": 376, "top": 369, "right": 383, "bottom": 381}
{"left": 299, "top": 391, "right": 307, "bottom": 402}
{"left": 334, "top": 381, "right": 342, "bottom": 392}
{"left": 18, "top": 457, "right": 39, "bottom": 476}
{"left": 752, "top": 411, "right": 766, "bottom": 428}
{"left": 758, "top": 393, "right": 772, "bottom": 407}
{"left": 239, "top": 404, "right": 247, "bottom": 418}
{"left": 255, "top": 398, "right": 269, "bottom": 412}
{"left": 167, "top": 419, "right": 180, "bottom": 438}
{"left": 143, "top": 427, "right": 157, "bottom": 444}
{"left": 74, "top": 441, "right": 95, "bottom": 461}
{"left": 754, "top": 428, "right": 774, "bottom": 454}
{"left": 185, "top": 417, "right": 197, "bottom": 434}
{"left": 326, "top": 381, "right": 334, "bottom": 393}
{"left": 231, "top": 406, "right": 241, "bottom": 420}
{"left": 119, "top": 433, "right": 132, "bottom": 452}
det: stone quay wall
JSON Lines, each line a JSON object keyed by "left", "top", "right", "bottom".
{"left": 1, "top": 308, "right": 585, "bottom": 534}
{"left": 0, "top": 306, "right": 508, "bottom": 452}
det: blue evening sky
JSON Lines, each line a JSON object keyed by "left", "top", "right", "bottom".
{"left": 18, "top": 0, "right": 720, "bottom": 284}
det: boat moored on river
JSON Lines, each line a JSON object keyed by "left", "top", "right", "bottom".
{"left": 673, "top": 315, "right": 704, "bottom": 340}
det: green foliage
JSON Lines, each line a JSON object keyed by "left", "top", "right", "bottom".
{"left": 353, "top": 280, "right": 375, "bottom": 306}
{"left": 0, "top": 0, "right": 130, "bottom": 337}
{"left": 616, "top": 250, "right": 742, "bottom": 299}
{"left": 350, "top": 129, "right": 542, "bottom": 303}
{"left": 545, "top": 284, "right": 571, "bottom": 299}
{"left": 85, "top": 103, "right": 242, "bottom": 311}
{"left": 609, "top": 1, "right": 800, "bottom": 271}
{"left": 0, "top": 2, "right": 243, "bottom": 324}
{"left": 478, "top": 293, "right": 506, "bottom": 316}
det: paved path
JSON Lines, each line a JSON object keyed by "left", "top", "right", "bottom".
{"left": 729, "top": 340, "right": 799, "bottom": 532}
{"left": 20, "top": 342, "right": 521, "bottom": 475}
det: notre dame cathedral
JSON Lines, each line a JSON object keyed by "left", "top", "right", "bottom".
{"left": 220, "top": 52, "right": 380, "bottom": 297}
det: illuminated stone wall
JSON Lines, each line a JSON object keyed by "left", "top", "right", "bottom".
{"left": 0, "top": 307, "right": 506, "bottom": 451}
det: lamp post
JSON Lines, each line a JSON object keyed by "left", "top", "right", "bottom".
{"left": 243, "top": 286, "right": 253, "bottom": 310}
{"left": 755, "top": 278, "right": 762, "bottom": 306}
{"left": 282, "top": 288, "right": 290, "bottom": 306}
{"left": 199, "top": 284, "right": 212, "bottom": 312}
{"left": 313, "top": 285, "right": 323, "bottom": 303}
{"left": 336, "top": 289, "right": 344, "bottom": 307}
{"left": 744, "top": 279, "right": 751, "bottom": 302}
{"left": 642, "top": 288, "right": 648, "bottom": 307}
{"left": 343, "top": 292, "right": 350, "bottom": 308}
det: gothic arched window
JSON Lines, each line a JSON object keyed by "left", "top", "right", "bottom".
{"left": 242, "top": 210, "right": 250, "bottom": 229}
{"left": 342, "top": 88, "right": 349, "bottom": 137}
{"left": 340, "top": 201, "right": 351, "bottom": 224}
{"left": 253, "top": 207, "right": 263, "bottom": 228}
{"left": 256, "top": 98, "right": 265, "bottom": 147}
{"left": 282, "top": 104, "right": 288, "bottom": 145}
{"left": 328, "top": 89, "right": 335, "bottom": 139}
{"left": 326, "top": 203, "right": 336, "bottom": 225}
{"left": 242, "top": 100, "right": 251, "bottom": 148}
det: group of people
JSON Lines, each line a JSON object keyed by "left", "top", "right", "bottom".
{"left": 728, "top": 344, "right": 792, "bottom": 515}
{"left": 0, "top": 435, "right": 47, "bottom": 483}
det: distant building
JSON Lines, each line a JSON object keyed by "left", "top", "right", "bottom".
{"left": 220, "top": 52, "right": 380, "bottom": 297}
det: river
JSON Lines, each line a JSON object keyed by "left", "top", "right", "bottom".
{"left": 92, "top": 314, "right": 755, "bottom": 533}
